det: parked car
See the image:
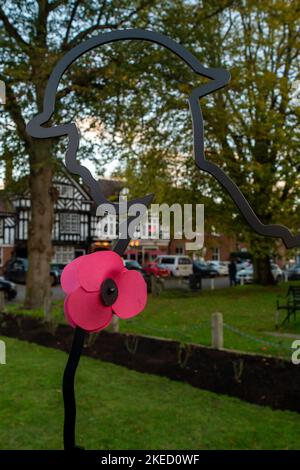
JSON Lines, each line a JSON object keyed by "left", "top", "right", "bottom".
{"left": 287, "top": 263, "right": 300, "bottom": 280}
{"left": 124, "top": 260, "right": 143, "bottom": 271}
{"left": 123, "top": 260, "right": 152, "bottom": 292}
{"left": 207, "top": 261, "right": 228, "bottom": 276}
{"left": 192, "top": 261, "right": 218, "bottom": 278}
{"left": 155, "top": 255, "right": 193, "bottom": 277}
{"left": 271, "top": 263, "right": 283, "bottom": 282}
{"left": 0, "top": 277, "right": 17, "bottom": 300}
{"left": 237, "top": 263, "right": 283, "bottom": 284}
{"left": 51, "top": 263, "right": 66, "bottom": 283}
{"left": 236, "top": 266, "right": 253, "bottom": 284}
{"left": 236, "top": 260, "right": 252, "bottom": 272}
{"left": 143, "top": 262, "right": 170, "bottom": 278}
{"left": 4, "top": 257, "right": 60, "bottom": 285}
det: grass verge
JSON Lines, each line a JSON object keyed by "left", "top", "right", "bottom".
{"left": 0, "top": 336, "right": 299, "bottom": 450}
{"left": 6, "top": 282, "right": 300, "bottom": 358}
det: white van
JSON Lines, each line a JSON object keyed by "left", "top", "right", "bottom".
{"left": 155, "top": 255, "right": 193, "bottom": 277}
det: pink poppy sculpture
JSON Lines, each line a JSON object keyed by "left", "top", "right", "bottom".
{"left": 61, "top": 251, "right": 147, "bottom": 333}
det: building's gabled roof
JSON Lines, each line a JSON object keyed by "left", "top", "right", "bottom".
{"left": 97, "top": 178, "right": 124, "bottom": 200}
{"left": 5, "top": 166, "right": 93, "bottom": 204}
{"left": 59, "top": 167, "right": 92, "bottom": 202}
{"left": 0, "top": 162, "right": 125, "bottom": 215}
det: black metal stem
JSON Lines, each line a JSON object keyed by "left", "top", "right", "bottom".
{"left": 61, "top": 216, "right": 153, "bottom": 450}
{"left": 61, "top": 239, "right": 127, "bottom": 452}
{"left": 63, "top": 326, "right": 85, "bottom": 451}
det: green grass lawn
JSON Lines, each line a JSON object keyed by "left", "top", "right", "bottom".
{"left": 7, "top": 282, "right": 300, "bottom": 359}
{"left": 122, "top": 283, "right": 300, "bottom": 359}
{"left": 0, "top": 336, "right": 299, "bottom": 450}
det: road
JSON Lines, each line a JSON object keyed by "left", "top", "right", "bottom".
{"left": 12, "top": 276, "right": 230, "bottom": 303}
{"left": 11, "top": 284, "right": 65, "bottom": 303}
{"left": 164, "top": 276, "right": 230, "bottom": 290}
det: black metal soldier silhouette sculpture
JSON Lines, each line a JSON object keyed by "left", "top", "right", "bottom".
{"left": 26, "top": 29, "right": 300, "bottom": 451}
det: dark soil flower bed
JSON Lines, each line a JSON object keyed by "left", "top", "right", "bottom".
{"left": 0, "top": 312, "right": 299, "bottom": 413}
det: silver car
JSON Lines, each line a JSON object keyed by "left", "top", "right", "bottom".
{"left": 237, "top": 263, "right": 283, "bottom": 284}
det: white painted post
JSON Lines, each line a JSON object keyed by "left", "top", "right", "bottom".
{"left": 0, "top": 340, "right": 6, "bottom": 364}
{"left": 111, "top": 314, "right": 119, "bottom": 333}
{"left": 211, "top": 312, "right": 224, "bottom": 349}
{"left": 284, "top": 271, "right": 288, "bottom": 282}
{"left": 210, "top": 277, "right": 215, "bottom": 290}
{"left": 0, "top": 290, "right": 5, "bottom": 312}
{"left": 240, "top": 276, "right": 244, "bottom": 286}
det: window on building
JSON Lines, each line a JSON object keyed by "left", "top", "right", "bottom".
{"left": 176, "top": 247, "right": 184, "bottom": 254}
{"left": 52, "top": 246, "right": 74, "bottom": 264}
{"left": 212, "top": 247, "right": 220, "bottom": 261}
{"left": 57, "top": 184, "right": 73, "bottom": 198}
{"left": 60, "top": 213, "right": 80, "bottom": 234}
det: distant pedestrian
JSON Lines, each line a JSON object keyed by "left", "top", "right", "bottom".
{"left": 229, "top": 259, "right": 237, "bottom": 286}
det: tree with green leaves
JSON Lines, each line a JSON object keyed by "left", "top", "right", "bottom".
{"left": 0, "top": 0, "right": 157, "bottom": 312}
{"left": 200, "top": 0, "right": 300, "bottom": 283}
{"left": 2, "top": 0, "right": 295, "bottom": 309}
{"left": 105, "top": 0, "right": 300, "bottom": 284}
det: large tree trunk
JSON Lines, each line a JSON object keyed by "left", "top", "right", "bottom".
{"left": 253, "top": 254, "right": 275, "bottom": 285}
{"left": 4, "top": 149, "right": 13, "bottom": 187}
{"left": 251, "top": 236, "right": 276, "bottom": 285}
{"left": 24, "top": 141, "right": 55, "bottom": 315}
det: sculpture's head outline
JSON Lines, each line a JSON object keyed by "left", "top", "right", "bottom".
{"left": 26, "top": 29, "right": 299, "bottom": 248}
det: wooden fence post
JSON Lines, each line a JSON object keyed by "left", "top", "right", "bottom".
{"left": 211, "top": 312, "right": 224, "bottom": 349}
{"left": 0, "top": 340, "right": 6, "bottom": 364}
{"left": 111, "top": 314, "right": 119, "bottom": 333}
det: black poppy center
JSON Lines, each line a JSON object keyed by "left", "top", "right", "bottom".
{"left": 100, "top": 278, "right": 118, "bottom": 306}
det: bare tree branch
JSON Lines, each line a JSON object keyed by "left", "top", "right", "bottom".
{"left": 66, "top": 1, "right": 153, "bottom": 49}
{"left": 48, "top": 0, "right": 69, "bottom": 12}
{"left": 66, "top": 16, "right": 110, "bottom": 49}
{"left": 0, "top": 6, "right": 30, "bottom": 53}
{"left": 62, "top": 0, "right": 80, "bottom": 47}
{"left": 0, "top": 76, "right": 32, "bottom": 150}
{"left": 202, "top": 0, "right": 237, "bottom": 21}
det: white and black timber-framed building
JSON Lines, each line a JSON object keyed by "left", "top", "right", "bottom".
{"left": 14, "top": 172, "right": 95, "bottom": 265}
{"left": 0, "top": 196, "right": 16, "bottom": 269}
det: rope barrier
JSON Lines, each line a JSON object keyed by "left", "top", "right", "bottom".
{"left": 126, "top": 315, "right": 203, "bottom": 342}
{"left": 126, "top": 317, "right": 293, "bottom": 352}
{"left": 223, "top": 322, "right": 293, "bottom": 351}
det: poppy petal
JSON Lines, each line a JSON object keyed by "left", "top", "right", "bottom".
{"left": 64, "top": 295, "right": 76, "bottom": 328}
{"left": 65, "top": 287, "right": 113, "bottom": 332}
{"left": 78, "top": 251, "right": 124, "bottom": 292}
{"left": 113, "top": 269, "right": 147, "bottom": 319}
{"left": 61, "top": 256, "right": 83, "bottom": 294}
